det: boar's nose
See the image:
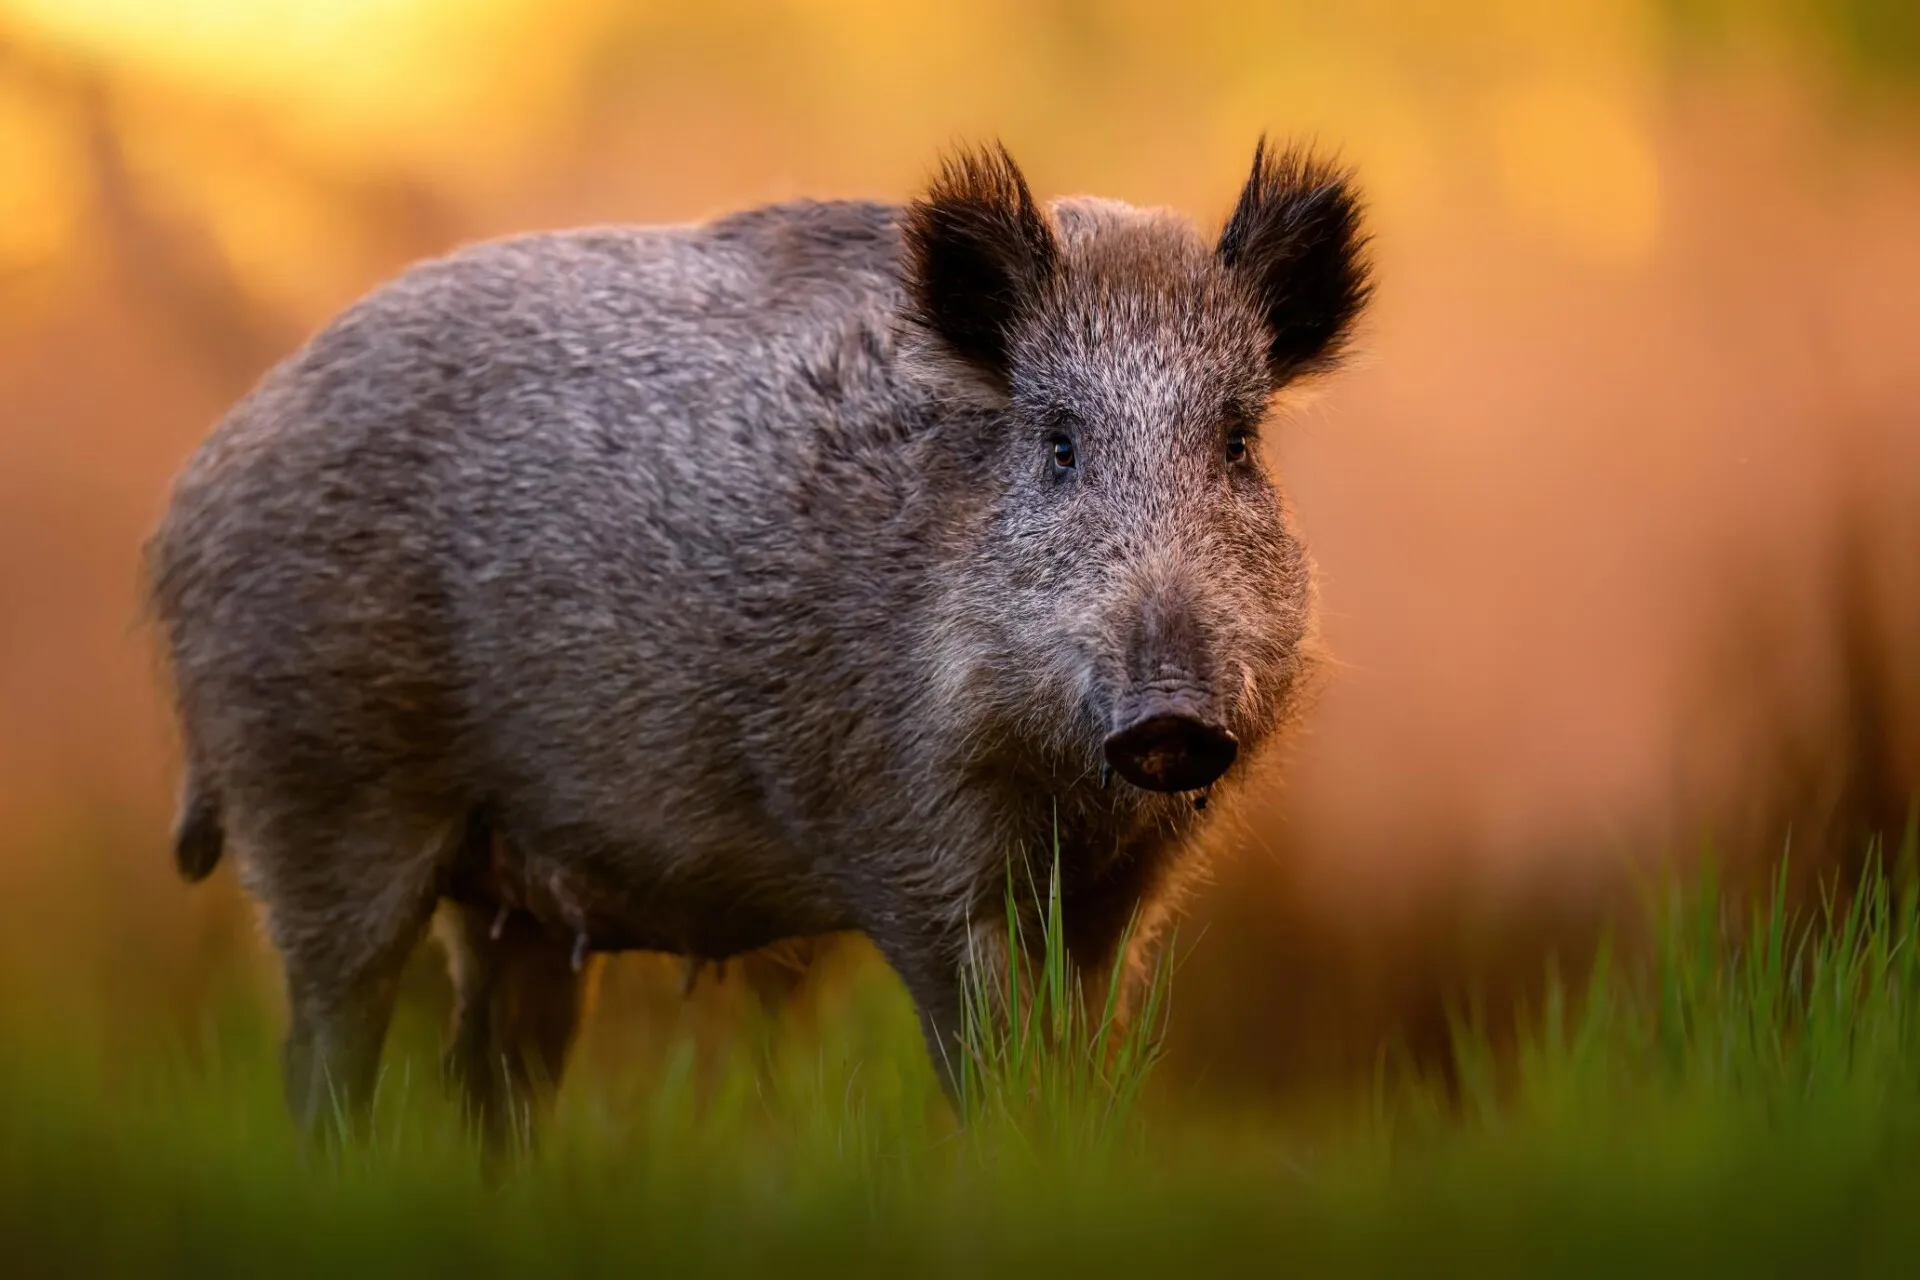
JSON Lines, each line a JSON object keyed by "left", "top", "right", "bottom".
{"left": 1103, "top": 704, "right": 1238, "bottom": 793}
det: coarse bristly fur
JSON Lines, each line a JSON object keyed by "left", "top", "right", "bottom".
{"left": 143, "top": 136, "right": 1372, "bottom": 1147}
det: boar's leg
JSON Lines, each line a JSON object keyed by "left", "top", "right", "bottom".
{"left": 1059, "top": 861, "right": 1165, "bottom": 1033}
{"left": 866, "top": 925, "right": 976, "bottom": 1115}
{"left": 280, "top": 962, "right": 408, "bottom": 1144}
{"left": 874, "top": 890, "right": 1163, "bottom": 1118}
{"left": 249, "top": 812, "right": 446, "bottom": 1143}
{"left": 437, "top": 903, "right": 585, "bottom": 1154}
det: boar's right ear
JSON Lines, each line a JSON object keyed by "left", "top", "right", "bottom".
{"left": 901, "top": 142, "right": 1059, "bottom": 390}
{"left": 1216, "top": 138, "right": 1372, "bottom": 386}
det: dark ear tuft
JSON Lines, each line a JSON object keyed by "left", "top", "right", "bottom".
{"left": 901, "top": 142, "right": 1059, "bottom": 387}
{"left": 1216, "top": 137, "right": 1373, "bottom": 385}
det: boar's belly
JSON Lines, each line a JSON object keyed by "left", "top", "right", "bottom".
{"left": 445, "top": 811, "right": 848, "bottom": 960}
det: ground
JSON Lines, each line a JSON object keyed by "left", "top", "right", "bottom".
{"left": 4, "top": 842, "right": 1919, "bottom": 1276}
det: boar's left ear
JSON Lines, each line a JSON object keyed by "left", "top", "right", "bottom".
{"left": 901, "top": 142, "right": 1059, "bottom": 391}
{"left": 1216, "top": 138, "right": 1373, "bottom": 385}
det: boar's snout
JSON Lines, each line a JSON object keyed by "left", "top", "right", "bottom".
{"left": 1101, "top": 575, "right": 1240, "bottom": 792}
{"left": 1103, "top": 699, "right": 1238, "bottom": 793}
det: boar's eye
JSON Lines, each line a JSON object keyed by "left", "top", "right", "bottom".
{"left": 1050, "top": 436, "right": 1077, "bottom": 473}
{"left": 1225, "top": 429, "right": 1250, "bottom": 464}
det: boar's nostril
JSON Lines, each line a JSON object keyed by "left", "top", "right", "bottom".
{"left": 1102, "top": 712, "right": 1238, "bottom": 794}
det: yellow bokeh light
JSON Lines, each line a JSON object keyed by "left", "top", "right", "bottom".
{"left": 114, "top": 111, "right": 373, "bottom": 315}
{"left": 0, "top": 78, "right": 86, "bottom": 274}
{"left": 0, "top": 0, "right": 566, "bottom": 165}
{"left": 1487, "top": 78, "right": 1662, "bottom": 266}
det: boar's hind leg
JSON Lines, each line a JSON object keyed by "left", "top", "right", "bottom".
{"left": 254, "top": 814, "right": 446, "bottom": 1142}
{"left": 437, "top": 904, "right": 584, "bottom": 1154}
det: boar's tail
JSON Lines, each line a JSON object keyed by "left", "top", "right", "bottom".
{"left": 172, "top": 775, "right": 225, "bottom": 883}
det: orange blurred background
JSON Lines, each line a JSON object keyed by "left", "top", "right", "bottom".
{"left": 0, "top": 0, "right": 1915, "bottom": 1103}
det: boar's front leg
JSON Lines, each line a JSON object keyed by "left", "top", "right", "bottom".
{"left": 867, "top": 925, "right": 972, "bottom": 1112}
{"left": 864, "top": 895, "right": 1023, "bottom": 1118}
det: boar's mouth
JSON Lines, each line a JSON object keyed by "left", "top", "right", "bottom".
{"left": 1102, "top": 705, "right": 1238, "bottom": 793}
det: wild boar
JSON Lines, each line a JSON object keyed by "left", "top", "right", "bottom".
{"left": 146, "top": 138, "right": 1371, "bottom": 1145}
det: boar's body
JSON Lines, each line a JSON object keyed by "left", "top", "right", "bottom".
{"left": 197, "top": 203, "right": 960, "bottom": 955}
{"left": 147, "top": 144, "right": 1369, "bottom": 1144}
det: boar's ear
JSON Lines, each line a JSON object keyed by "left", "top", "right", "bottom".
{"left": 901, "top": 142, "right": 1059, "bottom": 390}
{"left": 1216, "top": 137, "right": 1372, "bottom": 386}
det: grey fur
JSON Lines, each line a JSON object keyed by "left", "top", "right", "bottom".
{"left": 145, "top": 140, "right": 1371, "bottom": 1146}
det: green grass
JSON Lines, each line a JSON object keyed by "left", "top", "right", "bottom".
{"left": 952, "top": 847, "right": 1174, "bottom": 1157}
{"left": 6, "top": 831, "right": 1920, "bottom": 1276}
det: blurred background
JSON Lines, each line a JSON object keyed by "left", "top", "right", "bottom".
{"left": 0, "top": 0, "right": 1915, "bottom": 1108}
